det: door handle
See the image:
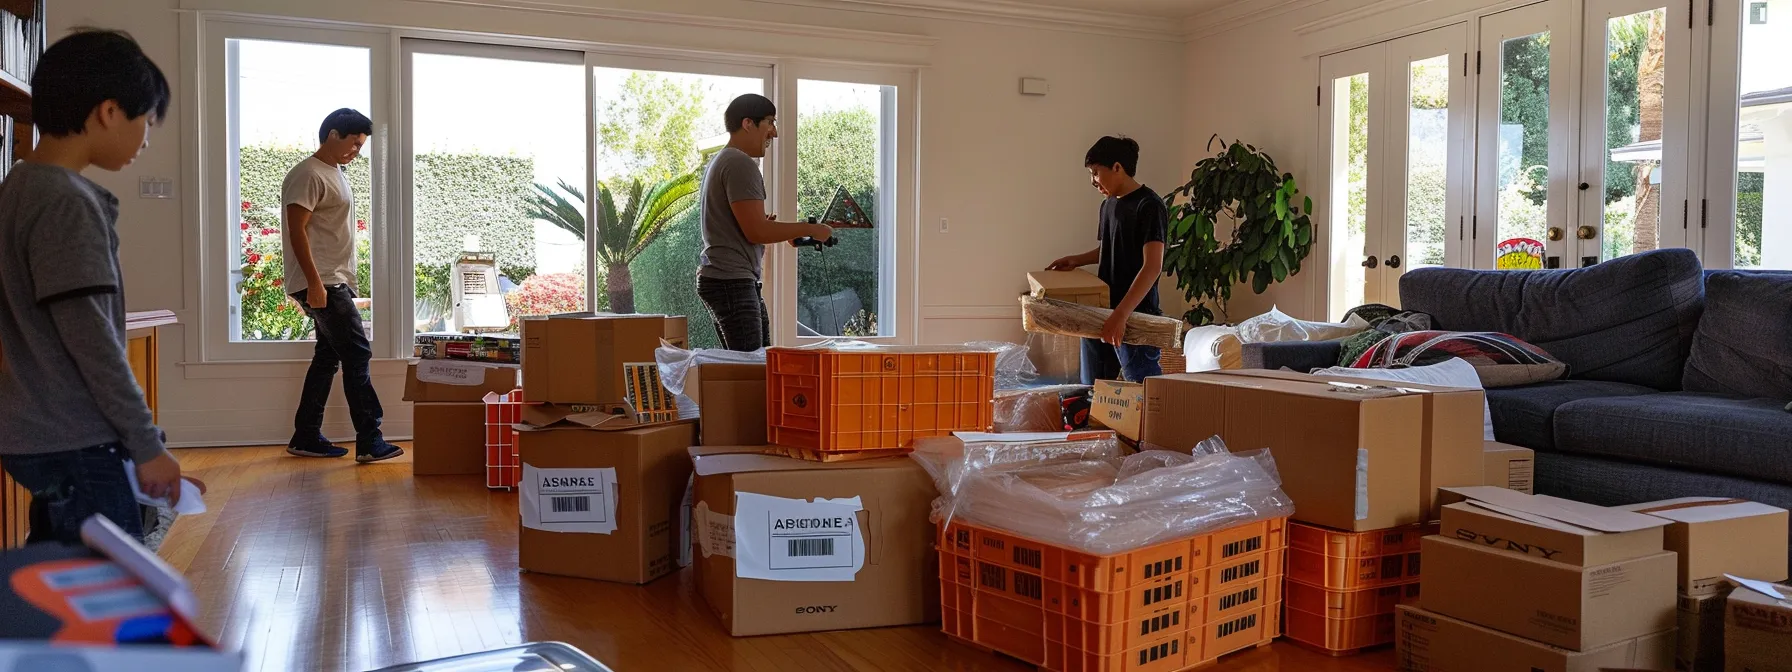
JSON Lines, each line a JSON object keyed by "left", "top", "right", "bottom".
{"left": 1386, "top": 255, "right": 1402, "bottom": 269}
{"left": 1576, "top": 226, "right": 1597, "bottom": 240}
{"left": 1361, "top": 256, "right": 1379, "bottom": 269}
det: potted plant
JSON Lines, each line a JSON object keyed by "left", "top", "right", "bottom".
{"left": 1163, "top": 137, "right": 1316, "bottom": 326}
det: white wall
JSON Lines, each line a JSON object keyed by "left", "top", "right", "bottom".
{"left": 53, "top": 0, "right": 1184, "bottom": 446}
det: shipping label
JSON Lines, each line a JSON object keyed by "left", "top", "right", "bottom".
{"left": 694, "top": 501, "right": 736, "bottom": 559}
{"left": 416, "top": 359, "right": 494, "bottom": 386}
{"left": 732, "top": 493, "right": 865, "bottom": 582}
{"left": 520, "top": 465, "right": 618, "bottom": 534}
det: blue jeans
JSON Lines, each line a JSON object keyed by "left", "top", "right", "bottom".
{"left": 697, "top": 276, "right": 771, "bottom": 352}
{"left": 2, "top": 443, "right": 144, "bottom": 543}
{"left": 1081, "top": 339, "right": 1162, "bottom": 384}
{"left": 292, "top": 284, "right": 384, "bottom": 447}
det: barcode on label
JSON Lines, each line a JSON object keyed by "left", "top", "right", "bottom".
{"left": 787, "top": 538, "right": 835, "bottom": 557}
{"left": 551, "top": 496, "right": 592, "bottom": 513}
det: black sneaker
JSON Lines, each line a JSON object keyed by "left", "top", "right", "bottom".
{"left": 287, "top": 437, "right": 348, "bottom": 459}
{"left": 355, "top": 440, "right": 405, "bottom": 464}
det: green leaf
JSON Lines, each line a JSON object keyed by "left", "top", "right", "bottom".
{"left": 1296, "top": 224, "right": 1312, "bottom": 246}
{"left": 1272, "top": 257, "right": 1288, "bottom": 282}
{"left": 1275, "top": 192, "right": 1288, "bottom": 221}
{"left": 1304, "top": 196, "right": 1314, "bottom": 213}
{"left": 1251, "top": 269, "right": 1270, "bottom": 293}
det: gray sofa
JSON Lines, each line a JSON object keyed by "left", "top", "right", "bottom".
{"left": 1246, "top": 249, "right": 1792, "bottom": 568}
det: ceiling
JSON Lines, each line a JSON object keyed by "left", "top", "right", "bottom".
{"left": 1008, "top": 0, "right": 1234, "bottom": 17}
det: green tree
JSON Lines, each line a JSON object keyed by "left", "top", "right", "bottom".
{"left": 597, "top": 73, "right": 711, "bottom": 181}
{"left": 527, "top": 174, "right": 700, "bottom": 313}
{"left": 1501, "top": 33, "right": 1553, "bottom": 206}
{"left": 795, "top": 107, "right": 880, "bottom": 335}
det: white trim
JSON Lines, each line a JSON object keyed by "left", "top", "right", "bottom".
{"left": 746, "top": 0, "right": 1186, "bottom": 40}
{"left": 1295, "top": 0, "right": 1440, "bottom": 35}
{"left": 1184, "top": 0, "right": 1323, "bottom": 40}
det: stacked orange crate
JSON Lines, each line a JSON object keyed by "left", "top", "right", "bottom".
{"left": 766, "top": 346, "right": 995, "bottom": 460}
{"left": 1282, "top": 521, "right": 1435, "bottom": 655}
{"left": 938, "top": 516, "right": 1289, "bottom": 671}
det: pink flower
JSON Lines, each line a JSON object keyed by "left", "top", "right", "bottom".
{"left": 261, "top": 228, "right": 277, "bottom": 236}
{"left": 247, "top": 253, "right": 262, "bottom": 264}
{"left": 356, "top": 219, "right": 367, "bottom": 231}
{"left": 241, "top": 201, "right": 252, "bottom": 211}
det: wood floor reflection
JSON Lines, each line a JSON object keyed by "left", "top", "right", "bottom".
{"left": 159, "top": 446, "right": 1396, "bottom": 672}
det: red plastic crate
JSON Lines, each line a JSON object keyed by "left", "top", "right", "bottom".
{"left": 1283, "top": 579, "right": 1420, "bottom": 618}
{"left": 766, "top": 346, "right": 996, "bottom": 454}
{"left": 1283, "top": 606, "right": 1398, "bottom": 655}
{"left": 483, "top": 389, "right": 527, "bottom": 490}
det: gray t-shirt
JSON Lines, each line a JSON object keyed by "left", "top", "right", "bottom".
{"left": 0, "top": 163, "right": 165, "bottom": 462}
{"left": 281, "top": 156, "right": 357, "bottom": 294}
{"left": 698, "top": 147, "right": 767, "bottom": 281}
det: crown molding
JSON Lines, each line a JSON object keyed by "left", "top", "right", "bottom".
{"left": 1182, "top": 0, "right": 1325, "bottom": 40}
{"left": 1292, "top": 0, "right": 1432, "bottom": 34}
{"left": 400, "top": 0, "right": 940, "bottom": 46}
{"left": 745, "top": 0, "right": 1187, "bottom": 41}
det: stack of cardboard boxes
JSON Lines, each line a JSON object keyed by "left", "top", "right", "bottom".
{"left": 404, "top": 358, "right": 518, "bottom": 476}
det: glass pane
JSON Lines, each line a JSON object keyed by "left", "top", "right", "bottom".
{"left": 1329, "top": 72, "right": 1371, "bottom": 315}
{"left": 1601, "top": 8, "right": 1669, "bottom": 262}
{"left": 594, "top": 68, "right": 765, "bottom": 350}
{"left": 412, "top": 52, "right": 585, "bottom": 334}
{"left": 1405, "top": 54, "right": 1450, "bottom": 271}
{"left": 1494, "top": 31, "right": 1551, "bottom": 270}
{"left": 229, "top": 39, "right": 371, "bottom": 342}
{"left": 1734, "top": 2, "right": 1791, "bottom": 269}
{"left": 796, "top": 79, "right": 892, "bottom": 338}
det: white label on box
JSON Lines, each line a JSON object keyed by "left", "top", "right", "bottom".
{"left": 732, "top": 493, "right": 864, "bottom": 582}
{"left": 519, "top": 464, "right": 618, "bottom": 534}
{"left": 694, "top": 501, "right": 735, "bottom": 559}
{"left": 416, "top": 359, "right": 494, "bottom": 386}
{"left": 1355, "top": 448, "right": 1369, "bottom": 521}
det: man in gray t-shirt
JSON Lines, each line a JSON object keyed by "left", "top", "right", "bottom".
{"left": 696, "top": 94, "right": 833, "bottom": 351}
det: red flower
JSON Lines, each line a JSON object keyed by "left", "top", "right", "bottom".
{"left": 241, "top": 222, "right": 250, "bottom": 231}
{"left": 272, "top": 279, "right": 283, "bottom": 287}
{"left": 247, "top": 253, "right": 262, "bottom": 264}
{"left": 261, "top": 228, "right": 277, "bottom": 236}
{"left": 241, "top": 201, "right": 252, "bottom": 211}
{"left": 356, "top": 219, "right": 368, "bottom": 232}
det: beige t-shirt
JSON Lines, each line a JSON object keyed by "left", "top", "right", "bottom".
{"left": 281, "top": 156, "right": 356, "bottom": 294}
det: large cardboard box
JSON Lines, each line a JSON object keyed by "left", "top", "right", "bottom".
{"left": 1619, "top": 498, "right": 1790, "bottom": 597}
{"left": 1396, "top": 605, "right": 1674, "bottom": 672}
{"left": 1090, "top": 380, "right": 1143, "bottom": 443}
{"left": 411, "top": 402, "right": 486, "bottom": 476}
{"left": 1483, "top": 441, "right": 1535, "bottom": 494}
{"left": 521, "top": 314, "right": 676, "bottom": 405}
{"left": 516, "top": 422, "right": 695, "bottom": 584}
{"left": 689, "top": 362, "right": 767, "bottom": 446}
{"left": 1422, "top": 535, "right": 1677, "bottom": 651}
{"left": 402, "top": 360, "right": 519, "bottom": 402}
{"left": 1027, "top": 270, "right": 1109, "bottom": 307}
{"left": 1679, "top": 592, "right": 1726, "bottom": 672}
{"left": 690, "top": 447, "right": 938, "bottom": 637}
{"left": 1725, "top": 581, "right": 1792, "bottom": 672}
{"left": 1437, "top": 486, "right": 1668, "bottom": 567}
{"left": 1140, "top": 372, "right": 1426, "bottom": 531}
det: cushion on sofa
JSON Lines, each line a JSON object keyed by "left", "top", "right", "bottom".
{"left": 1400, "top": 248, "right": 1704, "bottom": 391}
{"left": 1485, "top": 380, "right": 1660, "bottom": 451}
{"left": 1554, "top": 392, "right": 1792, "bottom": 486}
{"left": 1682, "top": 270, "right": 1792, "bottom": 400}
{"left": 1349, "top": 330, "right": 1566, "bottom": 387}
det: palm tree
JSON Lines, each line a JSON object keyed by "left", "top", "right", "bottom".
{"left": 526, "top": 173, "right": 699, "bottom": 313}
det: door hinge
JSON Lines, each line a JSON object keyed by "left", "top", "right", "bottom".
{"left": 1461, "top": 53, "right": 1467, "bottom": 77}
{"left": 1475, "top": 51, "right": 1482, "bottom": 74}
{"left": 1682, "top": 200, "right": 1689, "bottom": 229}
{"left": 1458, "top": 215, "right": 1465, "bottom": 240}
{"left": 1700, "top": 199, "right": 1708, "bottom": 228}
{"left": 1689, "top": 0, "right": 1694, "bottom": 28}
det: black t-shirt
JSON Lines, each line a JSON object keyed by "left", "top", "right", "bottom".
{"left": 1096, "top": 185, "right": 1168, "bottom": 315}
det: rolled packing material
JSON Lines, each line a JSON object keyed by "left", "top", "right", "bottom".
{"left": 1019, "top": 295, "right": 1185, "bottom": 351}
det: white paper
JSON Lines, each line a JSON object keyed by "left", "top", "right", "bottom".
{"left": 694, "top": 501, "right": 736, "bottom": 559}
{"left": 520, "top": 464, "right": 619, "bottom": 534}
{"left": 122, "top": 461, "right": 206, "bottom": 515}
{"left": 1354, "top": 448, "right": 1369, "bottom": 521}
{"left": 732, "top": 493, "right": 863, "bottom": 582}
{"left": 415, "top": 359, "right": 498, "bottom": 386}
{"left": 1727, "top": 574, "right": 1787, "bottom": 600}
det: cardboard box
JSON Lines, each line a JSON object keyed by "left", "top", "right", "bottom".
{"left": 1484, "top": 441, "right": 1535, "bottom": 494}
{"left": 521, "top": 314, "right": 675, "bottom": 405}
{"left": 1027, "top": 269, "right": 1109, "bottom": 307}
{"left": 1090, "top": 380, "right": 1143, "bottom": 442}
{"left": 1437, "top": 486, "right": 1668, "bottom": 567}
{"left": 402, "top": 361, "right": 519, "bottom": 402}
{"left": 1678, "top": 592, "right": 1726, "bottom": 672}
{"left": 1215, "top": 369, "right": 1484, "bottom": 519}
{"left": 689, "top": 363, "right": 768, "bottom": 446}
{"left": 690, "top": 446, "right": 939, "bottom": 637}
{"left": 1725, "top": 581, "right": 1792, "bottom": 672}
{"left": 1619, "top": 498, "right": 1790, "bottom": 597}
{"left": 1140, "top": 372, "right": 1426, "bottom": 531}
{"left": 1421, "top": 535, "right": 1677, "bottom": 651}
{"left": 516, "top": 422, "right": 695, "bottom": 584}
{"left": 664, "top": 316, "right": 689, "bottom": 348}
{"left": 1396, "top": 605, "right": 1674, "bottom": 672}
{"left": 411, "top": 402, "right": 486, "bottom": 476}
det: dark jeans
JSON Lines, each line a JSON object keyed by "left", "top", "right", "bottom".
{"left": 1081, "top": 338, "right": 1162, "bottom": 384}
{"left": 292, "top": 284, "right": 384, "bottom": 447}
{"left": 2, "top": 444, "right": 144, "bottom": 544}
{"left": 697, "top": 276, "right": 770, "bottom": 352}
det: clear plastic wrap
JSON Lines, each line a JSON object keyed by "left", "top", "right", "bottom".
{"left": 653, "top": 344, "right": 767, "bottom": 420}
{"left": 992, "top": 384, "right": 1091, "bottom": 432}
{"left": 912, "top": 435, "right": 1296, "bottom": 556}
{"left": 1236, "top": 306, "right": 1370, "bottom": 344}
{"left": 965, "top": 340, "right": 1039, "bottom": 390}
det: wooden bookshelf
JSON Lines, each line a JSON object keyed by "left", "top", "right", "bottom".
{"left": 0, "top": 0, "right": 45, "bottom": 549}
{"left": 0, "top": 67, "right": 27, "bottom": 122}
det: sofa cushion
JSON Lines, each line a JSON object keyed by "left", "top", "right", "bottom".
{"left": 1485, "top": 380, "right": 1660, "bottom": 451}
{"left": 1349, "top": 330, "right": 1566, "bottom": 387}
{"left": 1400, "top": 248, "right": 1704, "bottom": 391}
{"left": 1683, "top": 270, "right": 1792, "bottom": 400}
{"left": 1555, "top": 392, "right": 1792, "bottom": 486}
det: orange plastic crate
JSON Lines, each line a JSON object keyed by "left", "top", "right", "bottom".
{"left": 938, "top": 517, "right": 1287, "bottom": 594}
{"left": 1288, "top": 521, "right": 1437, "bottom": 558}
{"left": 1287, "top": 547, "right": 1421, "bottom": 590}
{"left": 1197, "top": 578, "right": 1279, "bottom": 626}
{"left": 1283, "top": 606, "right": 1398, "bottom": 654}
{"left": 942, "top": 550, "right": 1200, "bottom": 625}
{"left": 483, "top": 389, "right": 528, "bottom": 490}
{"left": 766, "top": 346, "right": 995, "bottom": 454}
{"left": 1283, "top": 580, "right": 1420, "bottom": 618}
{"left": 1045, "top": 630, "right": 1192, "bottom": 672}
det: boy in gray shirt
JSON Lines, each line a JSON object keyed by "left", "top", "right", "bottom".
{"left": 0, "top": 31, "right": 180, "bottom": 543}
{"left": 696, "top": 94, "right": 833, "bottom": 350}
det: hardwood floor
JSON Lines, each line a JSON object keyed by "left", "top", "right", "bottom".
{"left": 160, "top": 446, "right": 1396, "bottom": 672}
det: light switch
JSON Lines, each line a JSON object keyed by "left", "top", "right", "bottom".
{"left": 139, "top": 177, "right": 174, "bottom": 199}
{"left": 1020, "top": 78, "right": 1049, "bottom": 96}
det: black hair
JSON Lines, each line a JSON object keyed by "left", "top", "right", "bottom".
{"left": 724, "top": 94, "right": 777, "bottom": 133}
{"left": 318, "top": 108, "right": 373, "bottom": 144}
{"left": 1084, "top": 136, "right": 1141, "bottom": 177}
{"left": 31, "top": 29, "right": 170, "bottom": 137}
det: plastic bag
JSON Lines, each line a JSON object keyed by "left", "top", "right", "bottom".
{"left": 993, "top": 384, "right": 1091, "bottom": 432}
{"left": 963, "top": 341, "right": 1039, "bottom": 390}
{"left": 1236, "top": 306, "right": 1370, "bottom": 344}
{"left": 654, "top": 343, "right": 767, "bottom": 420}
{"left": 913, "top": 435, "right": 1295, "bottom": 556}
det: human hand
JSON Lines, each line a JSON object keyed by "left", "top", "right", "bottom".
{"left": 809, "top": 223, "right": 834, "bottom": 242}
{"left": 767, "top": 213, "right": 778, "bottom": 221}
{"left": 136, "top": 453, "right": 183, "bottom": 506}
{"left": 1046, "top": 256, "right": 1079, "bottom": 271}
{"left": 1100, "top": 310, "right": 1129, "bottom": 347}
{"left": 306, "top": 289, "right": 328, "bottom": 310}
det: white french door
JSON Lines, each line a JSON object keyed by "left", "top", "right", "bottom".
{"left": 1704, "top": 0, "right": 1792, "bottom": 270}
{"left": 1476, "top": 0, "right": 1578, "bottom": 269}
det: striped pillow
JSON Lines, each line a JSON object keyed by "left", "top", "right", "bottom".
{"left": 1350, "top": 331, "right": 1567, "bottom": 388}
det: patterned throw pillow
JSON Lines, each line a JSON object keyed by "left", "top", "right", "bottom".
{"left": 1351, "top": 331, "right": 1568, "bottom": 388}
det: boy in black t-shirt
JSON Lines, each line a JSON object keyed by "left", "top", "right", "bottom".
{"left": 1046, "top": 136, "right": 1167, "bottom": 384}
